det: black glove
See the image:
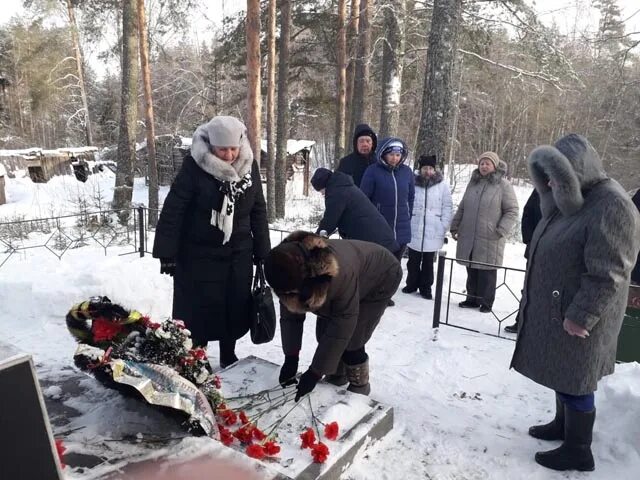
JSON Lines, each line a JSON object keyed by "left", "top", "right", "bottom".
{"left": 295, "top": 368, "right": 321, "bottom": 402}
{"left": 279, "top": 355, "right": 299, "bottom": 387}
{"left": 160, "top": 258, "right": 176, "bottom": 277}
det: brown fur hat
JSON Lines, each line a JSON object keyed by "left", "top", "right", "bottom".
{"left": 264, "top": 231, "right": 339, "bottom": 313}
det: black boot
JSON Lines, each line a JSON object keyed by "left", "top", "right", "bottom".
{"left": 529, "top": 395, "right": 564, "bottom": 441}
{"left": 535, "top": 407, "right": 595, "bottom": 472}
{"left": 219, "top": 339, "right": 238, "bottom": 368}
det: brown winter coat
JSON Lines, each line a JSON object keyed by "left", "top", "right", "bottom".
{"left": 274, "top": 232, "right": 402, "bottom": 375}
{"left": 511, "top": 135, "right": 640, "bottom": 395}
{"left": 450, "top": 163, "right": 519, "bottom": 270}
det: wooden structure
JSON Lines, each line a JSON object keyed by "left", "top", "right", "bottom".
{"left": 0, "top": 147, "right": 98, "bottom": 183}
{"left": 260, "top": 139, "right": 315, "bottom": 196}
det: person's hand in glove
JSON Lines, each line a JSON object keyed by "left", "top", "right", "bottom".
{"left": 295, "top": 368, "right": 321, "bottom": 402}
{"left": 160, "top": 258, "right": 176, "bottom": 276}
{"left": 279, "top": 355, "right": 299, "bottom": 387}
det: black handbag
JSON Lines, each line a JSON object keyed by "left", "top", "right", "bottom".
{"left": 250, "top": 261, "right": 276, "bottom": 344}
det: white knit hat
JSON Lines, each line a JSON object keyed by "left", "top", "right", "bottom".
{"left": 204, "top": 116, "right": 246, "bottom": 147}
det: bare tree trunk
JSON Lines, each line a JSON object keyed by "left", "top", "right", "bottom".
{"left": 275, "top": 0, "right": 292, "bottom": 219}
{"left": 334, "top": 0, "right": 347, "bottom": 164}
{"left": 66, "top": 0, "right": 93, "bottom": 146}
{"left": 350, "top": 0, "right": 372, "bottom": 134}
{"left": 345, "top": 0, "right": 360, "bottom": 137}
{"left": 113, "top": 0, "right": 139, "bottom": 219}
{"left": 137, "top": 0, "right": 158, "bottom": 227}
{"left": 415, "top": 0, "right": 462, "bottom": 169}
{"left": 246, "top": 0, "right": 262, "bottom": 166}
{"left": 379, "top": 0, "right": 406, "bottom": 138}
{"left": 266, "top": 0, "right": 277, "bottom": 222}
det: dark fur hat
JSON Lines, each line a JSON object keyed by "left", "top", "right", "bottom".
{"left": 418, "top": 155, "right": 437, "bottom": 168}
{"left": 264, "top": 231, "right": 339, "bottom": 313}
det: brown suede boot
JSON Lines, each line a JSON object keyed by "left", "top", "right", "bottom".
{"left": 346, "top": 359, "right": 371, "bottom": 395}
{"left": 324, "top": 360, "right": 348, "bottom": 386}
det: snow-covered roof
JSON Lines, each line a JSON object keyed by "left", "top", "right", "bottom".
{"left": 260, "top": 139, "right": 315, "bottom": 155}
{"left": 0, "top": 147, "right": 98, "bottom": 159}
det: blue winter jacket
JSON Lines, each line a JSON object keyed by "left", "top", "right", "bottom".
{"left": 360, "top": 137, "right": 415, "bottom": 245}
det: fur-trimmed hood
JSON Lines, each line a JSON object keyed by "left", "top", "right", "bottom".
{"left": 190, "top": 116, "right": 254, "bottom": 182}
{"left": 264, "top": 231, "right": 339, "bottom": 313}
{"left": 528, "top": 134, "right": 607, "bottom": 217}
{"left": 415, "top": 170, "right": 444, "bottom": 188}
{"left": 470, "top": 159, "right": 508, "bottom": 185}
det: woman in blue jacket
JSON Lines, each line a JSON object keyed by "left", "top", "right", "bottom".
{"left": 360, "top": 137, "right": 415, "bottom": 259}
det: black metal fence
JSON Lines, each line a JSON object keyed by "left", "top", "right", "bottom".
{"left": 0, "top": 207, "right": 300, "bottom": 270}
{"left": 432, "top": 253, "right": 526, "bottom": 340}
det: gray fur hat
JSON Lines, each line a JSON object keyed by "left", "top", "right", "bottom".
{"left": 190, "top": 116, "right": 254, "bottom": 181}
{"left": 205, "top": 116, "right": 246, "bottom": 147}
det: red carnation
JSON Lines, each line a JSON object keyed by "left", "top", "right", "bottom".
{"left": 191, "top": 348, "right": 207, "bottom": 360}
{"left": 142, "top": 316, "right": 160, "bottom": 329}
{"left": 239, "top": 411, "right": 250, "bottom": 426}
{"left": 92, "top": 317, "right": 124, "bottom": 342}
{"left": 221, "top": 409, "right": 238, "bottom": 426}
{"left": 263, "top": 441, "right": 281, "bottom": 456}
{"left": 324, "top": 421, "right": 339, "bottom": 441}
{"left": 300, "top": 427, "right": 316, "bottom": 449}
{"left": 55, "top": 439, "right": 66, "bottom": 469}
{"left": 311, "top": 442, "right": 330, "bottom": 463}
{"left": 253, "top": 428, "right": 267, "bottom": 441}
{"left": 233, "top": 425, "right": 255, "bottom": 444}
{"left": 218, "top": 425, "right": 234, "bottom": 446}
{"left": 213, "top": 375, "right": 221, "bottom": 389}
{"left": 246, "top": 444, "right": 266, "bottom": 459}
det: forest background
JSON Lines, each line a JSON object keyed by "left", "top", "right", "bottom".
{"left": 0, "top": 0, "right": 638, "bottom": 221}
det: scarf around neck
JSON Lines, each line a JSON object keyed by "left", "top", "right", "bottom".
{"left": 211, "top": 172, "right": 253, "bottom": 244}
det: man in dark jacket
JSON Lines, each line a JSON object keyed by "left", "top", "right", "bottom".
{"left": 505, "top": 189, "right": 542, "bottom": 333}
{"left": 264, "top": 231, "right": 402, "bottom": 400}
{"left": 336, "top": 124, "right": 377, "bottom": 188}
{"left": 310, "top": 167, "right": 400, "bottom": 255}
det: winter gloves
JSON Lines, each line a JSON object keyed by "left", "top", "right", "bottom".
{"left": 160, "top": 258, "right": 176, "bottom": 276}
{"left": 279, "top": 355, "right": 299, "bottom": 387}
{"left": 295, "top": 368, "right": 321, "bottom": 402}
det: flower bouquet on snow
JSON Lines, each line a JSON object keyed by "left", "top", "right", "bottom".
{"left": 66, "top": 296, "right": 223, "bottom": 437}
{"left": 66, "top": 297, "right": 342, "bottom": 465}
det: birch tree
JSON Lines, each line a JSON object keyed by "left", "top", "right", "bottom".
{"left": 275, "top": 0, "right": 292, "bottom": 219}
{"left": 415, "top": 0, "right": 462, "bottom": 168}
{"left": 379, "top": 0, "right": 406, "bottom": 138}
{"left": 349, "top": 0, "right": 371, "bottom": 135}
{"left": 266, "top": 0, "right": 277, "bottom": 221}
{"left": 334, "top": 0, "right": 347, "bottom": 162}
{"left": 112, "top": 0, "right": 139, "bottom": 216}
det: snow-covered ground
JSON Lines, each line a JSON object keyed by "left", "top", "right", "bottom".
{"left": 1, "top": 168, "right": 638, "bottom": 480}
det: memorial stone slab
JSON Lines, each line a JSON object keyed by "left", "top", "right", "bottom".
{"left": 39, "top": 355, "right": 393, "bottom": 479}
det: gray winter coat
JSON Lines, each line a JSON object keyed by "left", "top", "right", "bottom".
{"left": 511, "top": 134, "right": 640, "bottom": 395}
{"left": 450, "top": 163, "right": 519, "bottom": 270}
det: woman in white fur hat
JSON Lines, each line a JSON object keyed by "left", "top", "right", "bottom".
{"left": 153, "top": 116, "right": 271, "bottom": 367}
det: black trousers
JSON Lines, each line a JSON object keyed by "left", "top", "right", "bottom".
{"left": 405, "top": 248, "right": 435, "bottom": 294}
{"left": 465, "top": 267, "right": 497, "bottom": 308}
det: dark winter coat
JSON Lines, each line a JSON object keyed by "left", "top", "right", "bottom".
{"left": 521, "top": 189, "right": 542, "bottom": 259}
{"left": 632, "top": 189, "right": 640, "bottom": 284}
{"left": 336, "top": 124, "right": 378, "bottom": 188}
{"left": 275, "top": 232, "right": 402, "bottom": 375}
{"left": 317, "top": 171, "right": 399, "bottom": 254}
{"left": 152, "top": 128, "right": 270, "bottom": 346}
{"left": 360, "top": 138, "right": 415, "bottom": 246}
{"left": 511, "top": 135, "right": 640, "bottom": 395}
{"left": 450, "top": 162, "right": 519, "bottom": 270}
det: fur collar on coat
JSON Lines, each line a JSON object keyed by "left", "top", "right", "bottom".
{"left": 469, "top": 160, "right": 507, "bottom": 185}
{"left": 527, "top": 134, "right": 607, "bottom": 217}
{"left": 190, "top": 119, "right": 254, "bottom": 182}
{"left": 415, "top": 171, "right": 444, "bottom": 188}
{"left": 271, "top": 231, "right": 340, "bottom": 314}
